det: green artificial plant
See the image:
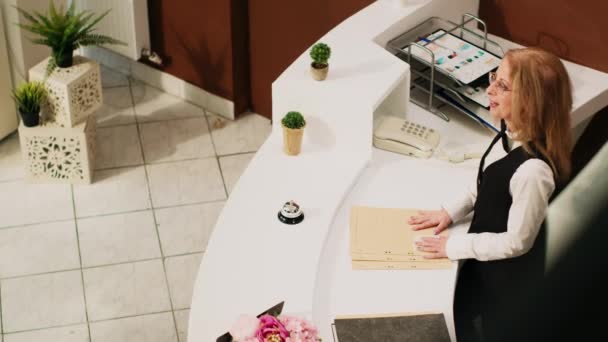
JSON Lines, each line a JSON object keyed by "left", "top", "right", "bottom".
{"left": 310, "top": 42, "right": 331, "bottom": 69}
{"left": 282, "top": 111, "right": 306, "bottom": 129}
{"left": 16, "top": 1, "right": 125, "bottom": 72}
{"left": 12, "top": 81, "right": 47, "bottom": 127}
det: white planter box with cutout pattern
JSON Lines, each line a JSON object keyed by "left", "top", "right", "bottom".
{"left": 29, "top": 56, "right": 102, "bottom": 128}
{"left": 19, "top": 115, "right": 96, "bottom": 184}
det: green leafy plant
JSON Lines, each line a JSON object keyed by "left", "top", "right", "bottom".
{"left": 310, "top": 42, "right": 331, "bottom": 68}
{"left": 282, "top": 111, "right": 306, "bottom": 129}
{"left": 12, "top": 81, "right": 47, "bottom": 114}
{"left": 16, "top": 1, "right": 125, "bottom": 71}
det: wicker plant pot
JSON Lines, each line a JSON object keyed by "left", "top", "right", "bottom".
{"left": 310, "top": 63, "right": 329, "bottom": 81}
{"left": 282, "top": 125, "right": 305, "bottom": 156}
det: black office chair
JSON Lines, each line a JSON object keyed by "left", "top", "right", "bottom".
{"left": 486, "top": 142, "right": 608, "bottom": 342}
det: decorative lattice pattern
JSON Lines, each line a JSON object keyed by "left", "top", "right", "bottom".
{"left": 69, "top": 69, "right": 101, "bottom": 124}
{"left": 85, "top": 115, "right": 97, "bottom": 170}
{"left": 44, "top": 85, "right": 69, "bottom": 126}
{"left": 29, "top": 56, "right": 102, "bottom": 128}
{"left": 23, "top": 135, "right": 86, "bottom": 180}
{"left": 19, "top": 116, "right": 96, "bottom": 184}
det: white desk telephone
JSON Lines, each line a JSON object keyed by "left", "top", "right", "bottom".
{"left": 373, "top": 116, "right": 440, "bottom": 158}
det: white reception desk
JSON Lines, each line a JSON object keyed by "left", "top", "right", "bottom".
{"left": 189, "top": 1, "right": 608, "bottom": 341}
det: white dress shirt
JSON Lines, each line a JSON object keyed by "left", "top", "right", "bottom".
{"left": 442, "top": 148, "right": 556, "bottom": 261}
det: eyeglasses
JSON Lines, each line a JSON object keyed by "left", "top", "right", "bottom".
{"left": 489, "top": 71, "right": 511, "bottom": 94}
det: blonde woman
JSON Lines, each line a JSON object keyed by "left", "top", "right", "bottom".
{"left": 409, "top": 47, "right": 573, "bottom": 341}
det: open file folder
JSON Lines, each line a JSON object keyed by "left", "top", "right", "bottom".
{"left": 350, "top": 206, "right": 452, "bottom": 270}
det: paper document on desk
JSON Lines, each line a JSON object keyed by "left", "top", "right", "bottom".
{"left": 350, "top": 206, "right": 452, "bottom": 270}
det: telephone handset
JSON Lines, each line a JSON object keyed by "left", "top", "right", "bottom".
{"left": 373, "top": 116, "right": 440, "bottom": 158}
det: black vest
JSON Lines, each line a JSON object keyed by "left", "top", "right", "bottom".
{"left": 464, "top": 129, "right": 555, "bottom": 310}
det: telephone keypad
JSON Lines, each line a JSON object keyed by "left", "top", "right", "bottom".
{"left": 402, "top": 120, "right": 433, "bottom": 139}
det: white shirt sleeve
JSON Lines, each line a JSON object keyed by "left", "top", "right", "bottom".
{"left": 445, "top": 159, "right": 555, "bottom": 261}
{"left": 441, "top": 180, "right": 477, "bottom": 223}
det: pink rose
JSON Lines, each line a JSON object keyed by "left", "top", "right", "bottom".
{"left": 230, "top": 315, "right": 259, "bottom": 341}
{"left": 256, "top": 314, "right": 290, "bottom": 342}
{"left": 278, "top": 316, "right": 320, "bottom": 342}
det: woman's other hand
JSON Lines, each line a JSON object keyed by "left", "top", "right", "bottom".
{"left": 415, "top": 236, "right": 448, "bottom": 259}
{"left": 408, "top": 209, "right": 453, "bottom": 235}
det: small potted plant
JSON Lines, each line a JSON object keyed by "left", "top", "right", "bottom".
{"left": 16, "top": 1, "right": 124, "bottom": 71}
{"left": 282, "top": 111, "right": 306, "bottom": 156}
{"left": 310, "top": 42, "right": 331, "bottom": 81}
{"left": 12, "top": 81, "right": 47, "bottom": 127}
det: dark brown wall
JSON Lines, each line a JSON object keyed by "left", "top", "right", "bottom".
{"left": 480, "top": 1, "right": 608, "bottom": 177}
{"left": 148, "top": 0, "right": 373, "bottom": 118}
{"left": 147, "top": 0, "right": 249, "bottom": 114}
{"left": 248, "top": 0, "right": 375, "bottom": 119}
{"left": 479, "top": 0, "right": 608, "bottom": 73}
{"left": 148, "top": 1, "right": 608, "bottom": 119}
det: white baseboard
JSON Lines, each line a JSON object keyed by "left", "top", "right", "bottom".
{"left": 81, "top": 46, "right": 235, "bottom": 120}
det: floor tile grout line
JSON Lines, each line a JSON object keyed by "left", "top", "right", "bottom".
{"left": 203, "top": 109, "right": 230, "bottom": 199}
{"left": 128, "top": 76, "right": 209, "bottom": 126}
{"left": 0, "top": 251, "right": 204, "bottom": 282}
{"left": 128, "top": 77, "right": 208, "bottom": 114}
{"left": 88, "top": 309, "right": 181, "bottom": 325}
{"left": 0, "top": 218, "right": 76, "bottom": 231}
{"left": 105, "top": 155, "right": 218, "bottom": 170}
{"left": 91, "top": 153, "right": 225, "bottom": 174}
{"left": 134, "top": 115, "right": 208, "bottom": 126}
{"left": 2, "top": 309, "right": 186, "bottom": 336}
{"left": 171, "top": 310, "right": 182, "bottom": 342}
{"left": 132, "top": 102, "right": 182, "bottom": 342}
{"left": 96, "top": 107, "right": 215, "bottom": 130}
{"left": 1, "top": 321, "right": 88, "bottom": 336}
{"left": 128, "top": 77, "right": 141, "bottom": 126}
{"left": 97, "top": 121, "right": 139, "bottom": 129}
{"left": 217, "top": 150, "right": 259, "bottom": 159}
{"left": 0, "top": 198, "right": 226, "bottom": 230}
{"left": 70, "top": 185, "right": 93, "bottom": 342}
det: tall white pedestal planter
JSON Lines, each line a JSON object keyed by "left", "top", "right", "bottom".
{"left": 29, "top": 56, "right": 102, "bottom": 128}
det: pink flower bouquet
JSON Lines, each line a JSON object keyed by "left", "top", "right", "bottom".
{"left": 230, "top": 314, "right": 321, "bottom": 342}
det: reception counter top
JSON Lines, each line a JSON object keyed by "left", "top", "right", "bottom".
{"left": 188, "top": 0, "right": 608, "bottom": 341}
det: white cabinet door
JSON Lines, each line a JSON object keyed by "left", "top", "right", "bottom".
{"left": 0, "top": 5, "right": 19, "bottom": 140}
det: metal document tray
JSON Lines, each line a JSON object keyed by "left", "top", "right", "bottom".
{"left": 387, "top": 14, "right": 504, "bottom": 132}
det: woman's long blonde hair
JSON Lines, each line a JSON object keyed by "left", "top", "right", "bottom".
{"left": 505, "top": 47, "right": 573, "bottom": 182}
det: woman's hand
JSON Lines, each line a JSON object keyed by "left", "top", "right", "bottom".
{"left": 415, "top": 236, "right": 448, "bottom": 259}
{"left": 408, "top": 209, "right": 453, "bottom": 235}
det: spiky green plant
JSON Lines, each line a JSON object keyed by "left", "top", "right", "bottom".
{"left": 282, "top": 111, "right": 306, "bottom": 129}
{"left": 310, "top": 42, "right": 331, "bottom": 68}
{"left": 16, "top": 1, "right": 125, "bottom": 72}
{"left": 12, "top": 81, "right": 47, "bottom": 114}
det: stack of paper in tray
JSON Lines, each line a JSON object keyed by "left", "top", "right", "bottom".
{"left": 350, "top": 206, "right": 452, "bottom": 270}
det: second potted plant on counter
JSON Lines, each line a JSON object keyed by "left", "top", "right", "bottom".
{"left": 281, "top": 111, "right": 306, "bottom": 156}
{"left": 12, "top": 81, "right": 47, "bottom": 127}
{"left": 310, "top": 42, "right": 331, "bottom": 81}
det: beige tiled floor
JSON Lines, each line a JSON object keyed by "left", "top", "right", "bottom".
{"left": 0, "top": 67, "right": 271, "bottom": 342}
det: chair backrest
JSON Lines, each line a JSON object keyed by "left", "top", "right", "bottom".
{"left": 545, "top": 141, "right": 608, "bottom": 270}
{"left": 489, "top": 141, "right": 608, "bottom": 342}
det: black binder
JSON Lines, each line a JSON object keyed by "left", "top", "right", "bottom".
{"left": 332, "top": 313, "right": 450, "bottom": 342}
